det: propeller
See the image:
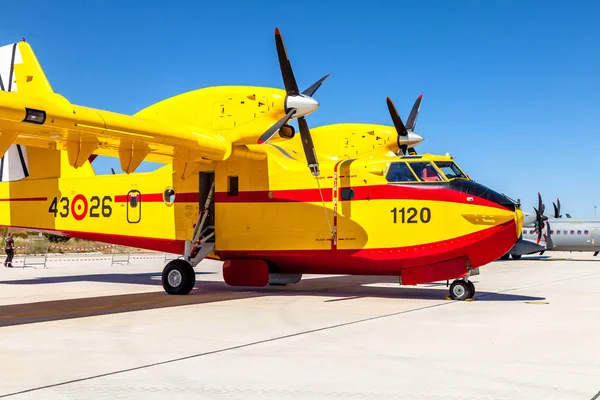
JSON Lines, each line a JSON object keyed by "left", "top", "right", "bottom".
{"left": 533, "top": 192, "right": 549, "bottom": 244}
{"left": 552, "top": 198, "right": 561, "bottom": 218}
{"left": 386, "top": 96, "right": 425, "bottom": 156}
{"left": 257, "top": 28, "right": 330, "bottom": 177}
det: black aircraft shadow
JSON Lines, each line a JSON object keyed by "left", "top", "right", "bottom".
{"left": 0, "top": 274, "right": 545, "bottom": 328}
{"left": 0, "top": 272, "right": 214, "bottom": 286}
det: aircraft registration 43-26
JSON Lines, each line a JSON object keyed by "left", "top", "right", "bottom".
{"left": 0, "top": 29, "right": 523, "bottom": 301}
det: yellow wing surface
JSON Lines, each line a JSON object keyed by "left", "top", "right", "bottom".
{"left": 0, "top": 40, "right": 290, "bottom": 178}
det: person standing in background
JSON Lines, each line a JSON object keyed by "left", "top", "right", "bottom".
{"left": 4, "top": 233, "right": 14, "bottom": 267}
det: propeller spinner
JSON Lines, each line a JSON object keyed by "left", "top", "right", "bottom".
{"left": 257, "top": 28, "right": 330, "bottom": 177}
{"left": 386, "top": 96, "right": 425, "bottom": 156}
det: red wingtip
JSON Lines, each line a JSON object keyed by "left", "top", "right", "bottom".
{"left": 418, "top": 94, "right": 423, "bottom": 99}
{"left": 275, "top": 27, "right": 280, "bottom": 35}
{"left": 21, "top": 37, "right": 26, "bottom": 42}
{"left": 257, "top": 139, "right": 265, "bottom": 145}
{"left": 386, "top": 97, "right": 392, "bottom": 101}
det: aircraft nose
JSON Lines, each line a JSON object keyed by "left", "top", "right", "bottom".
{"left": 285, "top": 94, "right": 319, "bottom": 118}
{"left": 516, "top": 208, "right": 524, "bottom": 238}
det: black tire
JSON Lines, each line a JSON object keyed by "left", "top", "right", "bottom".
{"left": 162, "top": 259, "right": 195, "bottom": 295}
{"left": 467, "top": 281, "right": 475, "bottom": 298}
{"left": 511, "top": 254, "right": 522, "bottom": 260}
{"left": 449, "top": 280, "right": 470, "bottom": 301}
{"left": 499, "top": 253, "right": 510, "bottom": 260}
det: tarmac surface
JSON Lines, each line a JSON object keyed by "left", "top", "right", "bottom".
{"left": 0, "top": 251, "right": 599, "bottom": 399}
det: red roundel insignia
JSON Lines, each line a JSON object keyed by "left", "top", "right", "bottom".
{"left": 71, "top": 194, "right": 88, "bottom": 221}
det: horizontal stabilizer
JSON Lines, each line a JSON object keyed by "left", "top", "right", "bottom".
{"left": 0, "top": 144, "right": 29, "bottom": 182}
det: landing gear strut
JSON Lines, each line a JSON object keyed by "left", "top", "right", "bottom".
{"left": 161, "top": 178, "right": 216, "bottom": 295}
{"left": 449, "top": 279, "right": 475, "bottom": 300}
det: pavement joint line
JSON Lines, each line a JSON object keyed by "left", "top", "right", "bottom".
{"left": 2, "top": 267, "right": 599, "bottom": 397}
{"left": 0, "top": 299, "right": 460, "bottom": 398}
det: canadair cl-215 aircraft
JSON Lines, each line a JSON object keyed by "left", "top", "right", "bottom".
{"left": 0, "top": 29, "right": 523, "bottom": 300}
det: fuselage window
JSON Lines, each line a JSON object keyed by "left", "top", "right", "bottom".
{"left": 585, "top": 230, "right": 589, "bottom": 235}
{"left": 386, "top": 162, "right": 418, "bottom": 182}
{"left": 434, "top": 161, "right": 467, "bottom": 180}
{"left": 570, "top": 230, "right": 575, "bottom": 235}
{"left": 577, "top": 230, "right": 582, "bottom": 235}
{"left": 408, "top": 162, "right": 444, "bottom": 182}
{"left": 556, "top": 230, "right": 560, "bottom": 234}
{"left": 550, "top": 230, "right": 554, "bottom": 234}
{"left": 522, "top": 229, "right": 527, "bottom": 235}
{"left": 228, "top": 176, "right": 239, "bottom": 196}
{"left": 563, "top": 230, "right": 568, "bottom": 235}
{"left": 529, "top": 229, "right": 535, "bottom": 234}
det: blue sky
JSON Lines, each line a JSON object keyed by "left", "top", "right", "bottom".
{"left": 2, "top": 0, "right": 599, "bottom": 216}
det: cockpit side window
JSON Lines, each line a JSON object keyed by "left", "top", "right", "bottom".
{"left": 385, "top": 162, "right": 419, "bottom": 182}
{"left": 409, "top": 162, "right": 444, "bottom": 182}
{"left": 434, "top": 161, "right": 467, "bottom": 180}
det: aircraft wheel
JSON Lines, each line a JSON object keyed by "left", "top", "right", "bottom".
{"left": 449, "top": 280, "right": 471, "bottom": 301}
{"left": 466, "top": 281, "right": 475, "bottom": 298}
{"left": 511, "top": 254, "right": 522, "bottom": 260}
{"left": 162, "top": 259, "right": 195, "bottom": 295}
{"left": 499, "top": 253, "right": 510, "bottom": 260}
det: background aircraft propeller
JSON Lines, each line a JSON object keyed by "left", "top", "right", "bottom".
{"left": 386, "top": 96, "right": 425, "bottom": 156}
{"left": 533, "top": 192, "right": 549, "bottom": 244}
{"left": 257, "top": 28, "right": 330, "bottom": 177}
{"left": 553, "top": 198, "right": 562, "bottom": 218}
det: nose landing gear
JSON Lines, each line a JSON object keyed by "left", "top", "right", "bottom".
{"left": 449, "top": 279, "right": 475, "bottom": 301}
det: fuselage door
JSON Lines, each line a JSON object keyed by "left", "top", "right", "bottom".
{"left": 127, "top": 190, "right": 141, "bottom": 224}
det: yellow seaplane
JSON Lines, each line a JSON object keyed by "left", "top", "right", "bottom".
{"left": 0, "top": 29, "right": 523, "bottom": 300}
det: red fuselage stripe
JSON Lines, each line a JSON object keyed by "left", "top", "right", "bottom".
{"left": 114, "top": 193, "right": 199, "bottom": 203}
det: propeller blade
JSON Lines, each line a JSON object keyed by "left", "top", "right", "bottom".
{"left": 405, "top": 94, "right": 423, "bottom": 132}
{"left": 275, "top": 28, "right": 299, "bottom": 96}
{"left": 302, "top": 73, "right": 331, "bottom": 97}
{"left": 545, "top": 220, "right": 554, "bottom": 249}
{"left": 407, "top": 147, "right": 417, "bottom": 155}
{"left": 399, "top": 144, "right": 408, "bottom": 156}
{"left": 553, "top": 202, "right": 558, "bottom": 218}
{"left": 257, "top": 109, "right": 296, "bottom": 144}
{"left": 557, "top": 198, "right": 561, "bottom": 218}
{"left": 297, "top": 116, "right": 319, "bottom": 176}
{"left": 386, "top": 97, "right": 408, "bottom": 137}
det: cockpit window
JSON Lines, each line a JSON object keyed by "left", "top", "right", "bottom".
{"left": 386, "top": 162, "right": 419, "bottom": 182}
{"left": 408, "top": 162, "right": 444, "bottom": 182}
{"left": 434, "top": 161, "right": 467, "bottom": 180}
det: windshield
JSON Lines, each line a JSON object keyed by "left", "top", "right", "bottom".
{"left": 386, "top": 162, "right": 419, "bottom": 182}
{"left": 408, "top": 162, "right": 444, "bottom": 182}
{"left": 434, "top": 161, "right": 467, "bottom": 180}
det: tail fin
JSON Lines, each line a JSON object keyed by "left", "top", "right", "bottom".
{"left": 0, "top": 144, "right": 29, "bottom": 182}
{"left": 0, "top": 40, "right": 53, "bottom": 94}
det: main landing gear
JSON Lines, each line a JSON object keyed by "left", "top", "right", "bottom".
{"left": 448, "top": 279, "right": 475, "bottom": 301}
{"left": 161, "top": 179, "right": 216, "bottom": 295}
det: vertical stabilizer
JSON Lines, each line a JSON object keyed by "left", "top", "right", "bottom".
{"left": 0, "top": 40, "right": 53, "bottom": 94}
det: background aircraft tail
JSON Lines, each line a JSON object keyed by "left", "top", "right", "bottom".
{"left": 0, "top": 40, "right": 53, "bottom": 95}
{"left": 0, "top": 144, "right": 29, "bottom": 182}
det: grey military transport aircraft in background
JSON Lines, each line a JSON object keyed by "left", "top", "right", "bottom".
{"left": 500, "top": 194, "right": 600, "bottom": 259}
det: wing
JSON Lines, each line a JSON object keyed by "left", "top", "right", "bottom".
{"left": 0, "top": 41, "right": 287, "bottom": 178}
